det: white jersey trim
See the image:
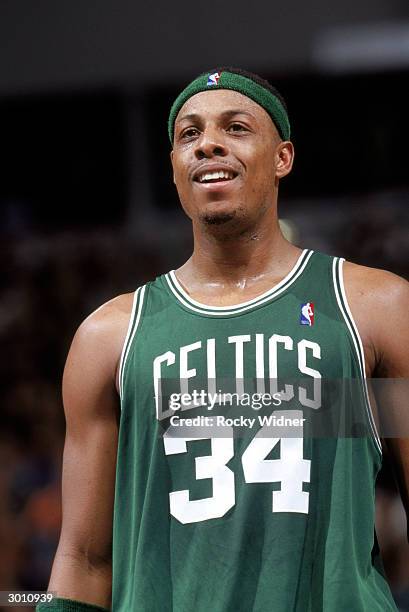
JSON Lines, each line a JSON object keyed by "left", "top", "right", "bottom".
{"left": 332, "top": 258, "right": 382, "bottom": 455}
{"left": 118, "top": 285, "right": 146, "bottom": 401}
{"left": 166, "top": 249, "right": 313, "bottom": 316}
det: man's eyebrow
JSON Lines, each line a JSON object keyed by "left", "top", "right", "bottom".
{"left": 177, "top": 113, "right": 201, "bottom": 124}
{"left": 220, "top": 109, "right": 257, "bottom": 120}
{"left": 176, "top": 109, "right": 257, "bottom": 124}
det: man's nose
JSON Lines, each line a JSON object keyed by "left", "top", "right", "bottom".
{"left": 194, "top": 126, "right": 228, "bottom": 159}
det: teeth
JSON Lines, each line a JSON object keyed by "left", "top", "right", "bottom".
{"left": 198, "top": 170, "right": 234, "bottom": 182}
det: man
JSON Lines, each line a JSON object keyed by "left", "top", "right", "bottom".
{"left": 39, "top": 68, "right": 409, "bottom": 611}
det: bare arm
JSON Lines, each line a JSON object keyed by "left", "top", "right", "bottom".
{"left": 48, "top": 294, "right": 134, "bottom": 608}
{"left": 372, "top": 273, "right": 409, "bottom": 536}
{"left": 344, "top": 263, "right": 409, "bottom": 537}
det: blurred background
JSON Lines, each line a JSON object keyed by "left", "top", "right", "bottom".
{"left": 0, "top": 1, "right": 408, "bottom": 610}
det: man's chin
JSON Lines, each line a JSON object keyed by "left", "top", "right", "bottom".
{"left": 198, "top": 202, "right": 239, "bottom": 226}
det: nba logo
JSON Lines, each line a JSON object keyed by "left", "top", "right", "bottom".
{"left": 207, "top": 72, "right": 222, "bottom": 86}
{"left": 300, "top": 302, "right": 314, "bottom": 326}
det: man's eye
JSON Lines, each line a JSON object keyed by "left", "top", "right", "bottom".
{"left": 181, "top": 128, "right": 199, "bottom": 139}
{"left": 228, "top": 123, "right": 247, "bottom": 132}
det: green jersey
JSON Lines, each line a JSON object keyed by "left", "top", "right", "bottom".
{"left": 112, "top": 250, "right": 397, "bottom": 611}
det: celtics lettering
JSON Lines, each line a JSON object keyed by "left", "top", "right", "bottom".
{"left": 154, "top": 333, "right": 321, "bottom": 419}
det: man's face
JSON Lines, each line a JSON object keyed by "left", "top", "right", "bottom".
{"left": 170, "top": 89, "right": 292, "bottom": 228}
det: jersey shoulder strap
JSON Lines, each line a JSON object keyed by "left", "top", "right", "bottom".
{"left": 331, "top": 255, "right": 382, "bottom": 454}
{"left": 118, "top": 284, "right": 147, "bottom": 400}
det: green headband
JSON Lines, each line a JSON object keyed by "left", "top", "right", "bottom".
{"left": 168, "top": 70, "right": 291, "bottom": 143}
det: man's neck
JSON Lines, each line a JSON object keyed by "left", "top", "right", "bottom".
{"left": 176, "top": 215, "right": 301, "bottom": 294}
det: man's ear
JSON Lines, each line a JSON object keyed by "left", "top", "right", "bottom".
{"left": 170, "top": 149, "right": 176, "bottom": 184}
{"left": 275, "top": 141, "right": 295, "bottom": 179}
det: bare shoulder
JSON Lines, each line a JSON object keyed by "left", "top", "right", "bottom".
{"left": 343, "top": 260, "right": 409, "bottom": 304}
{"left": 78, "top": 292, "right": 135, "bottom": 333}
{"left": 65, "top": 292, "right": 136, "bottom": 399}
{"left": 74, "top": 292, "right": 134, "bottom": 346}
{"left": 343, "top": 261, "right": 409, "bottom": 376}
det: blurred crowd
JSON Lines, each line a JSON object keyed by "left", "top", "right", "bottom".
{"left": 0, "top": 193, "right": 408, "bottom": 610}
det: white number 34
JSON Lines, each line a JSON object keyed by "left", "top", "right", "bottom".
{"left": 163, "top": 410, "right": 311, "bottom": 524}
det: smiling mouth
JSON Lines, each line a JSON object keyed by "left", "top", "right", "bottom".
{"left": 194, "top": 169, "right": 238, "bottom": 184}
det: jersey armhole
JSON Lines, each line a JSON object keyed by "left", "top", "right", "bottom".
{"left": 332, "top": 257, "right": 382, "bottom": 456}
{"left": 118, "top": 285, "right": 146, "bottom": 402}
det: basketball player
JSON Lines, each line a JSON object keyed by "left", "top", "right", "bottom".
{"left": 38, "top": 68, "right": 409, "bottom": 611}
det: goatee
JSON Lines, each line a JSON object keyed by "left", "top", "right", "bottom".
{"left": 202, "top": 212, "right": 236, "bottom": 225}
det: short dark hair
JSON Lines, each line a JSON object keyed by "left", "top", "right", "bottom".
{"left": 199, "top": 66, "right": 288, "bottom": 115}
